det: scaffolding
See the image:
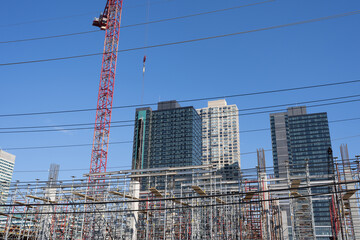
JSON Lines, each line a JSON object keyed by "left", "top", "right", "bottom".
{"left": 0, "top": 158, "right": 360, "bottom": 239}
{"left": 330, "top": 153, "right": 360, "bottom": 240}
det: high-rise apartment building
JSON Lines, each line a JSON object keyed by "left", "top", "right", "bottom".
{"left": 270, "top": 106, "right": 332, "bottom": 239}
{"left": 132, "top": 100, "right": 202, "bottom": 170}
{"left": 197, "top": 99, "right": 240, "bottom": 179}
{"left": 0, "top": 150, "right": 15, "bottom": 203}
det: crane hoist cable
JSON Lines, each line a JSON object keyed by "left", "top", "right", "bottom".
{"left": 141, "top": 0, "right": 150, "bottom": 104}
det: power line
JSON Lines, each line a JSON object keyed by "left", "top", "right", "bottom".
{"left": 122, "top": 0, "right": 274, "bottom": 28}
{"left": 5, "top": 177, "right": 353, "bottom": 205}
{"left": 14, "top": 164, "right": 132, "bottom": 173}
{"left": 0, "top": 79, "right": 359, "bottom": 118}
{"left": 27, "top": 153, "right": 358, "bottom": 174}
{"left": 6, "top": 121, "right": 360, "bottom": 153}
{"left": 0, "top": 1, "right": 273, "bottom": 44}
{"left": 0, "top": 0, "right": 176, "bottom": 29}
{"left": 240, "top": 116, "right": 360, "bottom": 133}
{"left": 10, "top": 157, "right": 352, "bottom": 184}
{"left": 1, "top": 9, "right": 359, "bottom": 66}
{"left": 12, "top": 154, "right": 340, "bottom": 177}
{"left": 20, "top": 152, "right": 337, "bottom": 185}
{"left": 1, "top": 179, "right": 357, "bottom": 209}
{"left": 0, "top": 12, "right": 98, "bottom": 28}
{"left": 0, "top": 120, "right": 132, "bottom": 130}
{"left": 0, "top": 95, "right": 359, "bottom": 134}
{"left": 5, "top": 141, "right": 133, "bottom": 151}
{"left": 333, "top": 134, "right": 360, "bottom": 141}
{"left": 10, "top": 157, "right": 358, "bottom": 185}
{"left": 2, "top": 93, "right": 360, "bottom": 130}
{"left": 4, "top": 142, "right": 264, "bottom": 154}
{"left": 237, "top": 94, "right": 360, "bottom": 112}
{"left": 179, "top": 80, "right": 360, "bottom": 104}
{"left": 13, "top": 150, "right": 340, "bottom": 175}
{"left": 7, "top": 160, "right": 352, "bottom": 191}
{"left": 0, "top": 188, "right": 344, "bottom": 215}
{"left": 330, "top": 117, "right": 360, "bottom": 123}
{"left": 0, "top": 30, "right": 100, "bottom": 44}
{"left": 2, "top": 109, "right": 360, "bottom": 152}
{"left": 239, "top": 98, "right": 360, "bottom": 116}
{"left": 0, "top": 124, "right": 133, "bottom": 134}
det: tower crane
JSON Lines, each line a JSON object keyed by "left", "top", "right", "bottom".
{"left": 89, "top": 0, "right": 123, "bottom": 182}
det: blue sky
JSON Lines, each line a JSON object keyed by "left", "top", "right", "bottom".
{"left": 1, "top": 0, "right": 360, "bottom": 181}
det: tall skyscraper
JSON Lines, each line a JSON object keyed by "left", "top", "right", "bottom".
{"left": 197, "top": 99, "right": 240, "bottom": 179}
{"left": 132, "top": 100, "right": 202, "bottom": 170}
{"left": 0, "top": 150, "right": 15, "bottom": 203}
{"left": 270, "top": 106, "right": 332, "bottom": 239}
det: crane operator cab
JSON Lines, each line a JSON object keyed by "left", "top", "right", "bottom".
{"left": 93, "top": 14, "right": 108, "bottom": 30}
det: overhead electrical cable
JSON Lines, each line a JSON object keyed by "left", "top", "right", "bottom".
{"left": 0, "top": 0, "right": 178, "bottom": 29}
{"left": 14, "top": 165, "right": 131, "bottom": 173}
{"left": 2, "top": 188, "right": 355, "bottom": 214}
{"left": 7, "top": 160, "right": 354, "bottom": 187}
{"left": 333, "top": 134, "right": 360, "bottom": 141}
{"left": 237, "top": 94, "right": 360, "bottom": 112}
{"left": 0, "top": 12, "right": 99, "bottom": 28}
{"left": 0, "top": 95, "right": 359, "bottom": 134}
{"left": 0, "top": 1, "right": 273, "bottom": 44}
{"left": 234, "top": 116, "right": 360, "bottom": 133}
{"left": 0, "top": 30, "right": 100, "bottom": 44}
{"left": 0, "top": 120, "right": 133, "bottom": 130}
{"left": 5, "top": 178, "right": 353, "bottom": 205}
{"left": 6, "top": 125, "right": 360, "bottom": 152}
{"left": 0, "top": 96, "right": 360, "bottom": 134}
{"left": 4, "top": 143, "right": 265, "bottom": 153}
{"left": 1, "top": 93, "right": 359, "bottom": 130}
{"left": 10, "top": 158, "right": 353, "bottom": 185}
{"left": 0, "top": 124, "right": 133, "bottom": 134}
{"left": 5, "top": 141, "right": 133, "bottom": 151}
{"left": 178, "top": 80, "right": 360, "bottom": 104}
{"left": 7, "top": 160, "right": 351, "bottom": 189}
{"left": 239, "top": 98, "right": 360, "bottom": 116}
{"left": 3, "top": 187, "right": 356, "bottom": 214}
{"left": 120, "top": 0, "right": 274, "bottom": 28}
{"left": 0, "top": 79, "right": 359, "bottom": 118}
{"left": 1, "top": 9, "right": 360, "bottom": 66}
{"left": 1, "top": 180, "right": 358, "bottom": 209}
{"left": 13, "top": 156, "right": 352, "bottom": 174}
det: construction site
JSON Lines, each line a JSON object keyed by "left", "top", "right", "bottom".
{"left": 1, "top": 0, "right": 360, "bottom": 239}
{"left": 0, "top": 148, "right": 359, "bottom": 240}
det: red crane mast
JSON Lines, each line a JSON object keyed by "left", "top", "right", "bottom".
{"left": 90, "top": 0, "right": 123, "bottom": 181}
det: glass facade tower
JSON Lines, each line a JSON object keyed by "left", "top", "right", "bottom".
{"left": 132, "top": 100, "right": 202, "bottom": 170}
{"left": 270, "top": 106, "right": 332, "bottom": 239}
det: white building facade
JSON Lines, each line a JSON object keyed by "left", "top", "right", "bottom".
{"left": 0, "top": 150, "right": 15, "bottom": 203}
{"left": 197, "top": 99, "right": 240, "bottom": 177}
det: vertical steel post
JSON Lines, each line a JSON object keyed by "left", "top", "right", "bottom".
{"left": 305, "top": 159, "right": 317, "bottom": 238}
{"left": 285, "top": 160, "right": 296, "bottom": 240}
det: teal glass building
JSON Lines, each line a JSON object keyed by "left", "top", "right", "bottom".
{"left": 132, "top": 100, "right": 202, "bottom": 171}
